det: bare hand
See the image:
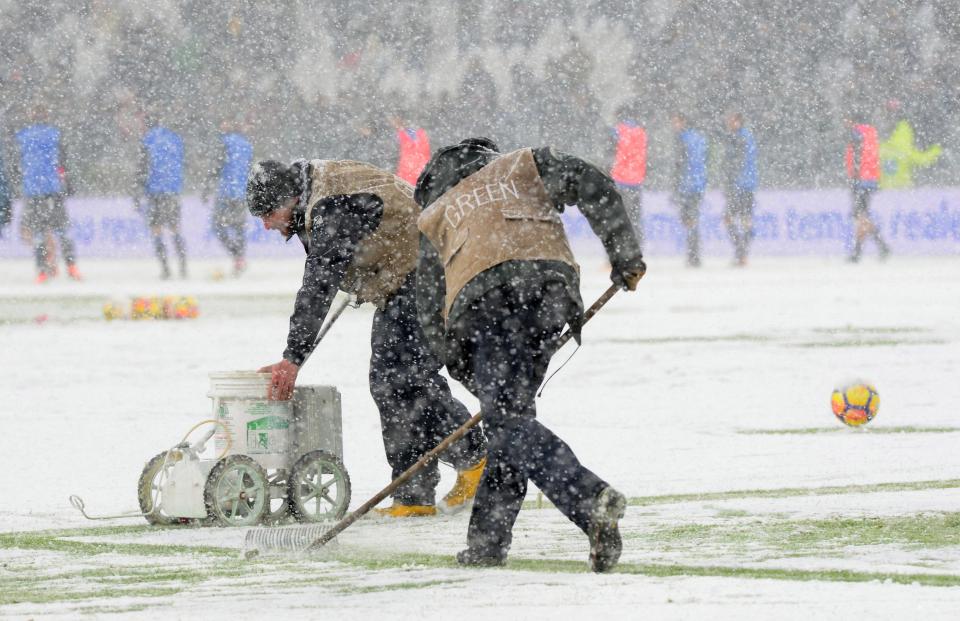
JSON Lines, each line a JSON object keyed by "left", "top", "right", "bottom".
{"left": 258, "top": 360, "right": 300, "bottom": 401}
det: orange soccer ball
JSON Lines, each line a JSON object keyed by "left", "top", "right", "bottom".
{"left": 831, "top": 382, "right": 880, "bottom": 427}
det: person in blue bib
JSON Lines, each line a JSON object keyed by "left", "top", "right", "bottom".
{"left": 136, "top": 118, "right": 187, "bottom": 279}
{"left": 14, "top": 106, "right": 81, "bottom": 283}
{"left": 671, "top": 112, "right": 709, "bottom": 267}
{"left": 722, "top": 112, "right": 759, "bottom": 267}
{"left": 204, "top": 119, "right": 253, "bottom": 276}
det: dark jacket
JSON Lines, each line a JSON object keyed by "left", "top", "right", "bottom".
{"left": 416, "top": 146, "right": 643, "bottom": 360}
{"left": 282, "top": 188, "right": 384, "bottom": 365}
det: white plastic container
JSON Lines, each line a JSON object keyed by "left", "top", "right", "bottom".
{"left": 208, "top": 371, "right": 294, "bottom": 470}
{"left": 160, "top": 456, "right": 216, "bottom": 518}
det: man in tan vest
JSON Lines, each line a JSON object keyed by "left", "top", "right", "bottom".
{"left": 416, "top": 138, "right": 645, "bottom": 572}
{"left": 246, "top": 158, "right": 486, "bottom": 517}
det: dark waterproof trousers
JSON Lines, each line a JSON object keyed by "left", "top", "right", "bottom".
{"left": 23, "top": 194, "right": 76, "bottom": 270}
{"left": 849, "top": 185, "right": 889, "bottom": 260}
{"left": 213, "top": 198, "right": 247, "bottom": 260}
{"left": 724, "top": 189, "right": 755, "bottom": 264}
{"left": 448, "top": 280, "right": 607, "bottom": 558}
{"left": 618, "top": 183, "right": 645, "bottom": 252}
{"left": 369, "top": 273, "right": 486, "bottom": 505}
{"left": 676, "top": 191, "right": 703, "bottom": 266}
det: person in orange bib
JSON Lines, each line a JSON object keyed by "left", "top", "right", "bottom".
{"left": 393, "top": 116, "right": 431, "bottom": 186}
{"left": 844, "top": 114, "right": 891, "bottom": 262}
{"left": 610, "top": 113, "right": 647, "bottom": 248}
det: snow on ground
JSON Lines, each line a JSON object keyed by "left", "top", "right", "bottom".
{"left": 2, "top": 252, "right": 960, "bottom": 618}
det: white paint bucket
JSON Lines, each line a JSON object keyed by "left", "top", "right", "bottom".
{"left": 208, "top": 371, "right": 293, "bottom": 470}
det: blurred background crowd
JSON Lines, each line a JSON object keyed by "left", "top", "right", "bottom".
{"left": 1, "top": 0, "right": 959, "bottom": 196}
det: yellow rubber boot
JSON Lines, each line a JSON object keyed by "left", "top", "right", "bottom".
{"left": 373, "top": 503, "right": 437, "bottom": 518}
{"left": 439, "top": 457, "right": 487, "bottom": 514}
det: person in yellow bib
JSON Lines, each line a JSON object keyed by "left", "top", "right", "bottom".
{"left": 879, "top": 119, "right": 942, "bottom": 190}
{"left": 247, "top": 158, "right": 486, "bottom": 518}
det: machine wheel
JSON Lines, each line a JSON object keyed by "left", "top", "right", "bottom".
{"left": 288, "top": 450, "right": 351, "bottom": 522}
{"left": 204, "top": 455, "right": 270, "bottom": 527}
{"left": 137, "top": 451, "right": 181, "bottom": 525}
{"left": 263, "top": 469, "right": 291, "bottom": 524}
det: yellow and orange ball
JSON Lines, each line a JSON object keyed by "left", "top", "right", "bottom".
{"left": 831, "top": 381, "right": 880, "bottom": 427}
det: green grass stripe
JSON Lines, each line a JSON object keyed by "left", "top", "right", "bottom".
{"left": 333, "top": 551, "right": 960, "bottom": 587}
{"left": 598, "top": 334, "right": 772, "bottom": 345}
{"left": 0, "top": 529, "right": 235, "bottom": 558}
{"left": 18, "top": 524, "right": 167, "bottom": 538}
{"left": 628, "top": 478, "right": 960, "bottom": 507}
{"left": 523, "top": 478, "right": 960, "bottom": 510}
{"left": 647, "top": 512, "right": 960, "bottom": 551}
{"left": 2, "top": 586, "right": 183, "bottom": 607}
{"left": 789, "top": 338, "right": 946, "bottom": 348}
{"left": 740, "top": 426, "right": 960, "bottom": 435}
{"left": 335, "top": 578, "right": 469, "bottom": 595}
{"left": 614, "top": 562, "right": 960, "bottom": 587}
{"left": 0, "top": 553, "right": 328, "bottom": 606}
{"left": 811, "top": 326, "right": 929, "bottom": 335}
{"left": 5, "top": 529, "right": 960, "bottom": 609}
{"left": 593, "top": 333, "right": 947, "bottom": 350}
{"left": 76, "top": 603, "right": 153, "bottom": 615}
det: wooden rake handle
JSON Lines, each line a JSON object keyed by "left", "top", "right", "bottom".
{"left": 308, "top": 283, "right": 622, "bottom": 549}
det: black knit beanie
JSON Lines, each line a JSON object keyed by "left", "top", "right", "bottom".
{"left": 246, "top": 160, "right": 300, "bottom": 216}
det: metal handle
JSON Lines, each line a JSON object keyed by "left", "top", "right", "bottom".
{"left": 300, "top": 295, "right": 352, "bottom": 367}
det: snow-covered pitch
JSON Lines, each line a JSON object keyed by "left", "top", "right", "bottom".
{"left": 2, "top": 253, "right": 960, "bottom": 619}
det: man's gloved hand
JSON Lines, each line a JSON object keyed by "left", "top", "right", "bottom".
{"left": 611, "top": 256, "right": 647, "bottom": 291}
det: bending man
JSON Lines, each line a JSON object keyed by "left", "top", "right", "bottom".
{"left": 247, "top": 158, "right": 486, "bottom": 516}
{"left": 415, "top": 138, "right": 646, "bottom": 572}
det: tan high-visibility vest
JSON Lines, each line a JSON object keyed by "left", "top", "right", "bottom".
{"left": 304, "top": 160, "right": 419, "bottom": 308}
{"left": 417, "top": 148, "right": 578, "bottom": 319}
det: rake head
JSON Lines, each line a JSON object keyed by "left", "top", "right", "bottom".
{"left": 243, "top": 523, "right": 339, "bottom": 559}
